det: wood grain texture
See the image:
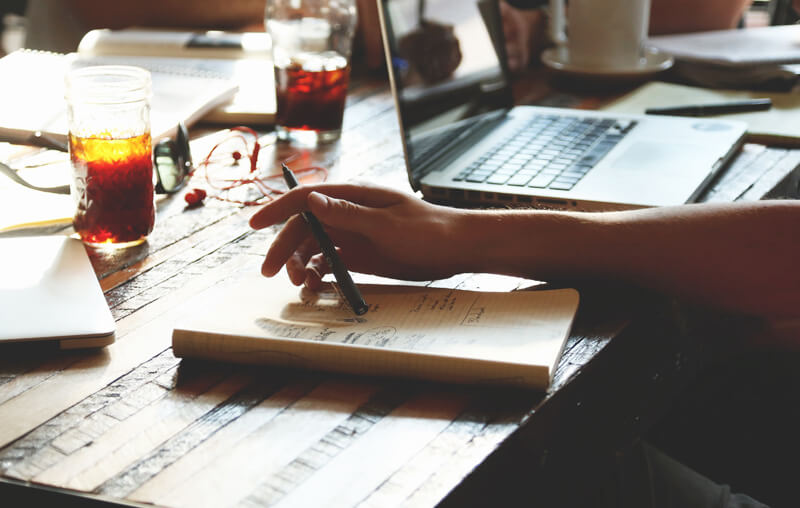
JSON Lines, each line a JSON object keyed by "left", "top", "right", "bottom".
{"left": 0, "top": 71, "right": 770, "bottom": 507}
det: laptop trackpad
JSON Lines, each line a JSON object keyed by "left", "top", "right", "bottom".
{"left": 610, "top": 141, "right": 708, "bottom": 171}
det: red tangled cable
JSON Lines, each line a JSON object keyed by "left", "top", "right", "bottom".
{"left": 185, "top": 126, "right": 327, "bottom": 207}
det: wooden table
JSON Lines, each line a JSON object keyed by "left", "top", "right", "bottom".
{"left": 0, "top": 68, "right": 792, "bottom": 507}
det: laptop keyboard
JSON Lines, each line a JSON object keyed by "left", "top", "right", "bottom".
{"left": 453, "top": 115, "right": 636, "bottom": 191}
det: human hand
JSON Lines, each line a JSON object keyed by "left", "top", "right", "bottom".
{"left": 249, "top": 184, "right": 473, "bottom": 288}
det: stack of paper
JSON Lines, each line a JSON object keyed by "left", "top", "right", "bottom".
{"left": 77, "top": 29, "right": 276, "bottom": 125}
{"left": 648, "top": 25, "right": 800, "bottom": 90}
{"left": 0, "top": 48, "right": 239, "bottom": 146}
{"left": 648, "top": 25, "right": 800, "bottom": 66}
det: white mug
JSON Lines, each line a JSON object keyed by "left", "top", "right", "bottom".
{"left": 549, "top": 0, "right": 651, "bottom": 69}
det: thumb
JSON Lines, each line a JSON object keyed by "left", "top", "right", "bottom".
{"left": 307, "top": 191, "right": 381, "bottom": 235}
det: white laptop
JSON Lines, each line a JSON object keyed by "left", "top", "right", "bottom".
{"left": 377, "top": 0, "right": 747, "bottom": 211}
{"left": 0, "top": 236, "right": 115, "bottom": 349}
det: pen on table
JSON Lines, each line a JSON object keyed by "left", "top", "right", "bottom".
{"left": 645, "top": 98, "right": 772, "bottom": 117}
{"left": 281, "top": 164, "right": 369, "bottom": 316}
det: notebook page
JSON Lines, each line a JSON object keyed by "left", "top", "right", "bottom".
{"left": 79, "top": 54, "right": 274, "bottom": 126}
{"left": 0, "top": 49, "right": 238, "bottom": 145}
{"left": 72, "top": 54, "right": 239, "bottom": 140}
{"left": 77, "top": 29, "right": 276, "bottom": 125}
{"left": 0, "top": 50, "right": 70, "bottom": 141}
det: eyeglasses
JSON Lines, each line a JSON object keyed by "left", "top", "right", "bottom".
{"left": 0, "top": 123, "right": 193, "bottom": 195}
{"left": 154, "top": 122, "right": 192, "bottom": 194}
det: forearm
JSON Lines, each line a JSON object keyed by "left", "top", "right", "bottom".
{"left": 462, "top": 201, "right": 800, "bottom": 318}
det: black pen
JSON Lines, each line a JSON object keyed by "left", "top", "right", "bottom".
{"left": 645, "top": 98, "right": 772, "bottom": 117}
{"left": 282, "top": 164, "right": 368, "bottom": 316}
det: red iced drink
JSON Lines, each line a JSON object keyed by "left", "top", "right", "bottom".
{"left": 70, "top": 132, "right": 155, "bottom": 246}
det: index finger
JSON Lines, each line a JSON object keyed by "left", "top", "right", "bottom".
{"left": 248, "top": 183, "right": 404, "bottom": 230}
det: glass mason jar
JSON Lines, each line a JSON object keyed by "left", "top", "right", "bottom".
{"left": 65, "top": 65, "right": 155, "bottom": 248}
{"left": 266, "top": 0, "right": 358, "bottom": 144}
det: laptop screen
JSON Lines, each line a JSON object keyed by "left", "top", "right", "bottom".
{"left": 379, "top": 0, "right": 513, "bottom": 182}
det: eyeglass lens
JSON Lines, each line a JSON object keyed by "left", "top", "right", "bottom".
{"left": 154, "top": 123, "right": 191, "bottom": 194}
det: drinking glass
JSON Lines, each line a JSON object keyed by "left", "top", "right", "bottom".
{"left": 266, "top": 0, "right": 358, "bottom": 144}
{"left": 65, "top": 65, "right": 155, "bottom": 248}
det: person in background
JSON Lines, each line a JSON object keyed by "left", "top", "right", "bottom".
{"left": 0, "top": 0, "right": 27, "bottom": 56}
{"left": 23, "top": 0, "right": 266, "bottom": 53}
{"left": 24, "top": 0, "right": 391, "bottom": 74}
{"left": 23, "top": 0, "right": 759, "bottom": 71}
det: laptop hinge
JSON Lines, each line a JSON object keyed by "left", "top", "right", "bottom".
{"left": 410, "top": 109, "right": 511, "bottom": 187}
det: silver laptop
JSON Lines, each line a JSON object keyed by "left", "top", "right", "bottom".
{"left": 377, "top": 0, "right": 747, "bottom": 211}
{"left": 0, "top": 236, "right": 115, "bottom": 349}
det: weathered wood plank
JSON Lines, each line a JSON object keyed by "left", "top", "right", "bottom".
{"left": 394, "top": 395, "right": 534, "bottom": 508}
{"left": 97, "top": 372, "right": 288, "bottom": 498}
{"left": 264, "top": 390, "right": 470, "bottom": 508}
{"left": 0, "top": 254, "right": 252, "bottom": 450}
{"left": 399, "top": 419, "right": 519, "bottom": 508}
{"left": 129, "top": 380, "right": 378, "bottom": 508}
{"left": 354, "top": 418, "right": 484, "bottom": 508}
{"left": 0, "top": 353, "right": 83, "bottom": 406}
{"left": 0, "top": 351, "right": 177, "bottom": 475}
{"left": 237, "top": 383, "right": 413, "bottom": 507}
{"left": 126, "top": 379, "right": 317, "bottom": 504}
{"left": 33, "top": 372, "right": 252, "bottom": 491}
{"left": 99, "top": 206, "right": 248, "bottom": 293}
{"left": 3, "top": 362, "right": 183, "bottom": 482}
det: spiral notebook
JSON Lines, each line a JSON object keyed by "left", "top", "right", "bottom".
{"left": 77, "top": 28, "right": 276, "bottom": 125}
{"left": 0, "top": 48, "right": 238, "bottom": 146}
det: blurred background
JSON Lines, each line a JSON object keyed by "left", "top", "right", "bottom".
{"left": 1, "top": 0, "right": 797, "bottom": 57}
{"left": 1, "top": 0, "right": 26, "bottom": 55}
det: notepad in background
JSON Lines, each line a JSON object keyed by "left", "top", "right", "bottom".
{"left": 601, "top": 81, "right": 800, "bottom": 147}
{"left": 0, "top": 48, "right": 239, "bottom": 146}
{"left": 648, "top": 25, "right": 800, "bottom": 67}
{"left": 77, "top": 29, "right": 276, "bottom": 126}
{"left": 647, "top": 25, "right": 800, "bottom": 91}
